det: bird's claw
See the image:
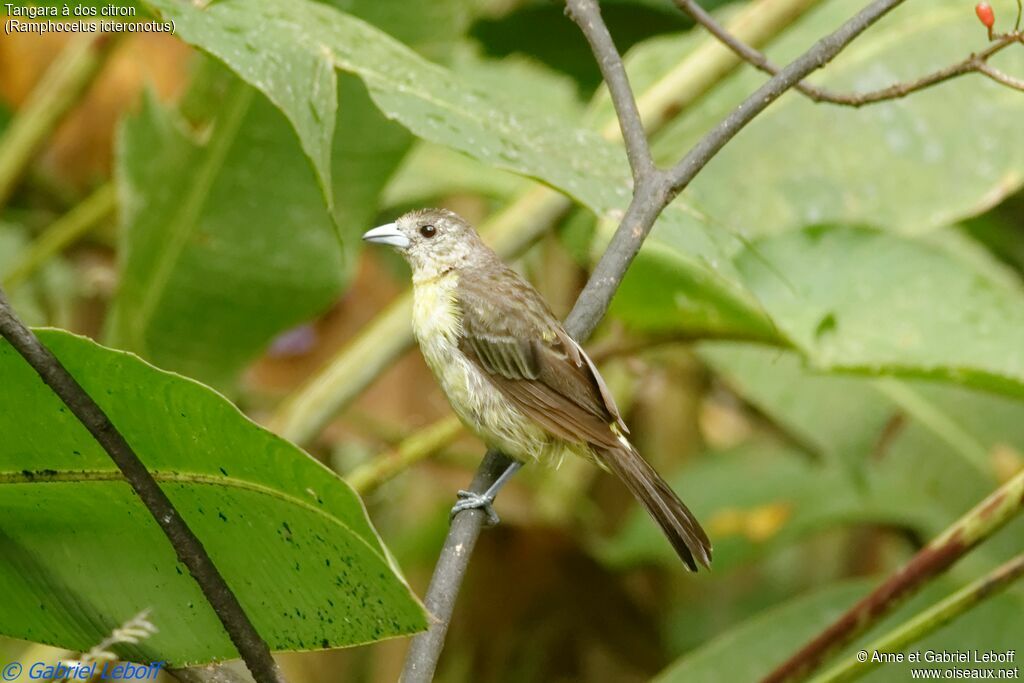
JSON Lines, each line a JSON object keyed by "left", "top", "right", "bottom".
{"left": 450, "top": 489, "right": 500, "bottom": 526}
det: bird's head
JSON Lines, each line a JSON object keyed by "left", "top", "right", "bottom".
{"left": 362, "top": 208, "right": 487, "bottom": 279}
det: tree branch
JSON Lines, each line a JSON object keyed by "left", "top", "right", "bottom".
{"left": 763, "top": 467, "right": 1024, "bottom": 683}
{"left": 815, "top": 553, "right": 1024, "bottom": 683}
{"left": 565, "top": 0, "right": 655, "bottom": 183}
{"left": 401, "top": 0, "right": 908, "bottom": 679}
{"left": 0, "top": 289, "right": 284, "bottom": 683}
{"left": 665, "top": 0, "right": 905, "bottom": 193}
{"left": 674, "top": 0, "right": 1024, "bottom": 107}
{"left": 977, "top": 59, "right": 1024, "bottom": 91}
{"left": 400, "top": 449, "right": 515, "bottom": 682}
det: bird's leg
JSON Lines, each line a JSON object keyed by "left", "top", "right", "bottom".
{"left": 450, "top": 461, "right": 522, "bottom": 526}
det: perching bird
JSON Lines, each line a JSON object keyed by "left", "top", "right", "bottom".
{"left": 363, "top": 208, "right": 712, "bottom": 571}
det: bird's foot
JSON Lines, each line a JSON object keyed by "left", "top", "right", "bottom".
{"left": 450, "top": 489, "right": 500, "bottom": 526}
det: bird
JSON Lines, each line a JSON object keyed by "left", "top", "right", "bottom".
{"left": 362, "top": 208, "right": 712, "bottom": 571}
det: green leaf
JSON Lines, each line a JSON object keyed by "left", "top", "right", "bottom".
{"left": 106, "top": 78, "right": 345, "bottom": 388}
{"left": 737, "top": 226, "right": 1024, "bottom": 398}
{"left": 612, "top": 0, "right": 1024, "bottom": 338}
{"left": 136, "top": 0, "right": 473, "bottom": 209}
{"left": 381, "top": 42, "right": 584, "bottom": 208}
{"left": 608, "top": 340, "right": 1024, "bottom": 570}
{"left": 655, "top": 578, "right": 1024, "bottom": 682}
{"left": 653, "top": 0, "right": 1024, "bottom": 237}
{"left": 0, "top": 329, "right": 426, "bottom": 664}
{"left": 697, "top": 342, "right": 1024, "bottom": 564}
{"left": 382, "top": 141, "right": 529, "bottom": 209}
{"left": 144, "top": 0, "right": 775, "bottom": 340}
{"left": 600, "top": 442, "right": 945, "bottom": 571}
{"left": 655, "top": 580, "right": 873, "bottom": 682}
{"left": 698, "top": 343, "right": 893, "bottom": 474}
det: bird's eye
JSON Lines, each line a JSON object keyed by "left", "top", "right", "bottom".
{"left": 419, "top": 224, "right": 437, "bottom": 238}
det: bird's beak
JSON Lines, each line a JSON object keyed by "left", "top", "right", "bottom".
{"left": 362, "top": 223, "right": 411, "bottom": 250}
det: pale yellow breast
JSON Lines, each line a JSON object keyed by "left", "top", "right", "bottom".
{"left": 411, "top": 271, "right": 462, "bottom": 350}
{"left": 411, "top": 272, "right": 557, "bottom": 462}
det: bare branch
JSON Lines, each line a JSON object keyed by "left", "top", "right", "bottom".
{"left": 674, "top": 0, "right": 1024, "bottom": 107}
{"left": 763, "top": 468, "right": 1024, "bottom": 683}
{"left": 566, "top": 0, "right": 655, "bottom": 182}
{"left": 664, "top": 0, "right": 906, "bottom": 196}
{"left": 401, "top": 1, "right": 909, "bottom": 679}
{"left": 978, "top": 60, "right": 1024, "bottom": 91}
{"left": 400, "top": 450, "right": 515, "bottom": 682}
{"left": 816, "top": 553, "right": 1024, "bottom": 683}
{"left": 0, "top": 290, "right": 284, "bottom": 683}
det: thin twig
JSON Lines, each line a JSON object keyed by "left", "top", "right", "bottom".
{"left": 400, "top": 449, "right": 514, "bottom": 682}
{"left": 674, "top": 0, "right": 1024, "bottom": 107}
{"left": 345, "top": 415, "right": 464, "bottom": 494}
{"left": 763, "top": 467, "right": 1024, "bottom": 683}
{"left": 0, "top": 290, "right": 285, "bottom": 683}
{"left": 401, "top": 1, "right": 908, "bottom": 679}
{"left": 812, "top": 553, "right": 1024, "bottom": 683}
{"left": 566, "top": 0, "right": 655, "bottom": 182}
{"left": 977, "top": 60, "right": 1024, "bottom": 91}
{"left": 664, "top": 0, "right": 904, "bottom": 194}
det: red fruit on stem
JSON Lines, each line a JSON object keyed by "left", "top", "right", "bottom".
{"left": 976, "top": 2, "right": 995, "bottom": 30}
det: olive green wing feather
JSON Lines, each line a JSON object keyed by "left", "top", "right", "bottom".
{"left": 456, "top": 265, "right": 713, "bottom": 571}
{"left": 455, "top": 266, "right": 625, "bottom": 447}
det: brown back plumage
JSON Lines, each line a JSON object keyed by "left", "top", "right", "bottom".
{"left": 455, "top": 260, "right": 713, "bottom": 571}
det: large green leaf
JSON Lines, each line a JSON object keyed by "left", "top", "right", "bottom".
{"left": 381, "top": 43, "right": 583, "bottom": 209}
{"left": 107, "top": 0, "right": 486, "bottom": 387}
{"left": 737, "top": 226, "right": 1024, "bottom": 397}
{"left": 653, "top": 0, "right": 1024, "bottom": 237}
{"left": 145, "top": 0, "right": 630, "bottom": 216}
{"left": 697, "top": 342, "right": 1024, "bottom": 563}
{"left": 612, "top": 0, "right": 1024, "bottom": 336}
{"left": 0, "top": 330, "right": 426, "bottom": 664}
{"left": 106, "top": 79, "right": 346, "bottom": 388}
{"left": 655, "top": 578, "right": 1024, "bottom": 682}
{"left": 608, "top": 339, "right": 1024, "bottom": 570}
{"left": 655, "top": 581, "right": 873, "bottom": 682}
{"left": 600, "top": 442, "right": 946, "bottom": 572}
{"left": 144, "top": 0, "right": 776, "bottom": 340}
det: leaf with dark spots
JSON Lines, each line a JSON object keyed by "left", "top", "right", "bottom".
{"left": 0, "top": 329, "right": 426, "bottom": 663}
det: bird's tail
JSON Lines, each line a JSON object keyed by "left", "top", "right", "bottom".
{"left": 594, "top": 441, "right": 712, "bottom": 572}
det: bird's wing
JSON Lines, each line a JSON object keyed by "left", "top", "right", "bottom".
{"left": 456, "top": 265, "right": 626, "bottom": 449}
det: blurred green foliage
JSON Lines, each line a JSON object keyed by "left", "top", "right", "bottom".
{"left": 0, "top": 0, "right": 1022, "bottom": 681}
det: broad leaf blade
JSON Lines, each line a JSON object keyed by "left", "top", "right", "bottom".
{"left": 737, "top": 226, "right": 1024, "bottom": 397}
{"left": 600, "top": 442, "right": 945, "bottom": 571}
{"left": 0, "top": 330, "right": 426, "bottom": 664}
{"left": 613, "top": 0, "right": 1024, "bottom": 337}
{"left": 653, "top": 0, "right": 1024, "bottom": 237}
{"left": 107, "top": 81, "right": 345, "bottom": 387}
{"left": 697, "top": 343, "right": 1024, "bottom": 563}
{"left": 144, "top": 0, "right": 775, "bottom": 341}
{"left": 655, "top": 578, "right": 1024, "bottom": 682}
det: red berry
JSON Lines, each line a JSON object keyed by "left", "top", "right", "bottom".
{"left": 976, "top": 2, "right": 995, "bottom": 29}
